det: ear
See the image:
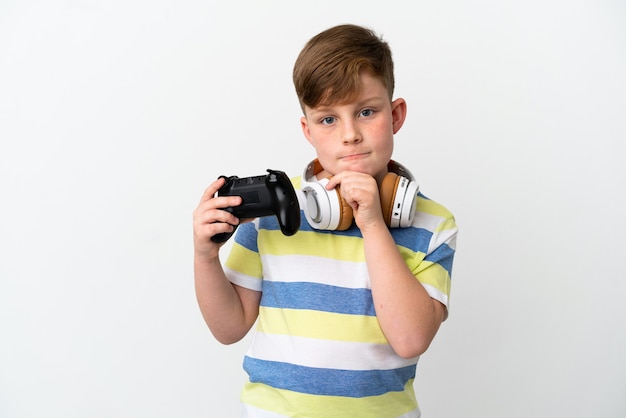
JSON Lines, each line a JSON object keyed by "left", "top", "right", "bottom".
{"left": 300, "top": 115, "right": 314, "bottom": 145}
{"left": 390, "top": 98, "right": 407, "bottom": 134}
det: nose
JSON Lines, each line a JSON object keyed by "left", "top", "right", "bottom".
{"left": 342, "top": 121, "right": 362, "bottom": 145}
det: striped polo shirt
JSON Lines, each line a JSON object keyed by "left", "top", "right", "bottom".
{"left": 224, "top": 176, "right": 457, "bottom": 417}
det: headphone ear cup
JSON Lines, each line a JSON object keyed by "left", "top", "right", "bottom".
{"left": 399, "top": 180, "right": 419, "bottom": 227}
{"left": 379, "top": 172, "right": 399, "bottom": 227}
{"left": 302, "top": 178, "right": 349, "bottom": 230}
{"left": 334, "top": 190, "right": 354, "bottom": 231}
{"left": 302, "top": 181, "right": 333, "bottom": 230}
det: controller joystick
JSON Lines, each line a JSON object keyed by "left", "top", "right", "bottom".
{"left": 211, "top": 169, "right": 301, "bottom": 243}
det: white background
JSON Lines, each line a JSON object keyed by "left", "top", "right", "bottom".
{"left": 1, "top": 1, "right": 625, "bottom": 417}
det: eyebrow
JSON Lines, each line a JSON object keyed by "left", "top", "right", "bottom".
{"left": 354, "top": 95, "right": 387, "bottom": 107}
{"left": 309, "top": 95, "right": 387, "bottom": 114}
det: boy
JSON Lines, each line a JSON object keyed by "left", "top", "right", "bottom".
{"left": 193, "top": 24, "right": 458, "bottom": 417}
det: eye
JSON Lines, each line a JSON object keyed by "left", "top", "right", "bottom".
{"left": 360, "top": 108, "right": 374, "bottom": 117}
{"left": 321, "top": 116, "right": 335, "bottom": 125}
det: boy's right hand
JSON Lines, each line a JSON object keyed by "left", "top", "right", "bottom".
{"left": 193, "top": 177, "right": 243, "bottom": 260}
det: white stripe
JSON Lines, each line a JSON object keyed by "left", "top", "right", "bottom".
{"left": 226, "top": 267, "right": 263, "bottom": 291}
{"left": 422, "top": 283, "right": 449, "bottom": 308}
{"left": 246, "top": 332, "right": 418, "bottom": 371}
{"left": 229, "top": 258, "right": 449, "bottom": 300}
{"left": 411, "top": 210, "right": 444, "bottom": 232}
{"left": 398, "top": 408, "right": 421, "bottom": 418}
{"left": 427, "top": 224, "right": 457, "bottom": 254}
{"left": 260, "top": 254, "right": 371, "bottom": 289}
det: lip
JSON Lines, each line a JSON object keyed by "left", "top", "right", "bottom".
{"left": 340, "top": 152, "right": 370, "bottom": 161}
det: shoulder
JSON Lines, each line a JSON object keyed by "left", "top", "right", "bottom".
{"left": 416, "top": 192, "right": 455, "bottom": 220}
{"left": 388, "top": 191, "right": 457, "bottom": 254}
{"left": 412, "top": 192, "right": 458, "bottom": 260}
{"left": 413, "top": 192, "right": 457, "bottom": 233}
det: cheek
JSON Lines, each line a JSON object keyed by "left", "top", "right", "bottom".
{"left": 369, "top": 121, "right": 394, "bottom": 144}
{"left": 306, "top": 127, "right": 333, "bottom": 148}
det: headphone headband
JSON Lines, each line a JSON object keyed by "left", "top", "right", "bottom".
{"left": 303, "top": 159, "right": 324, "bottom": 181}
{"left": 387, "top": 160, "right": 415, "bottom": 182}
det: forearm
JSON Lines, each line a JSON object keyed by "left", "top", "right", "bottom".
{"left": 361, "top": 223, "right": 444, "bottom": 358}
{"left": 194, "top": 254, "right": 256, "bottom": 344}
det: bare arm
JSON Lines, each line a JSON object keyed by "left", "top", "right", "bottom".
{"left": 192, "top": 177, "right": 261, "bottom": 344}
{"left": 327, "top": 172, "right": 445, "bottom": 358}
{"left": 360, "top": 221, "right": 445, "bottom": 358}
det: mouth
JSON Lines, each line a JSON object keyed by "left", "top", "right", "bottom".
{"left": 340, "top": 152, "right": 370, "bottom": 161}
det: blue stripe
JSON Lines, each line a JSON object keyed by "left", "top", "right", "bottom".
{"left": 260, "top": 281, "right": 376, "bottom": 316}
{"left": 243, "top": 356, "right": 416, "bottom": 398}
{"left": 257, "top": 215, "right": 282, "bottom": 232}
{"left": 234, "top": 222, "right": 259, "bottom": 252}
{"left": 257, "top": 213, "right": 362, "bottom": 236}
{"left": 424, "top": 243, "right": 455, "bottom": 276}
{"left": 250, "top": 210, "right": 452, "bottom": 272}
{"left": 272, "top": 210, "right": 435, "bottom": 252}
{"left": 294, "top": 212, "right": 365, "bottom": 237}
{"left": 392, "top": 227, "right": 432, "bottom": 254}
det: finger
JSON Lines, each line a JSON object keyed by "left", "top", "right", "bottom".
{"left": 193, "top": 220, "right": 236, "bottom": 250}
{"left": 198, "top": 176, "right": 227, "bottom": 204}
{"left": 202, "top": 220, "right": 237, "bottom": 239}
{"left": 210, "top": 195, "right": 243, "bottom": 211}
{"left": 325, "top": 171, "right": 371, "bottom": 190}
{"left": 325, "top": 171, "right": 350, "bottom": 190}
{"left": 338, "top": 178, "right": 379, "bottom": 209}
{"left": 194, "top": 203, "right": 240, "bottom": 227}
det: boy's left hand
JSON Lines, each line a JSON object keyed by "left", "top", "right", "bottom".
{"left": 325, "top": 171, "right": 384, "bottom": 231}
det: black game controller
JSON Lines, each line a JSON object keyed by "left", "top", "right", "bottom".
{"left": 211, "top": 169, "right": 301, "bottom": 243}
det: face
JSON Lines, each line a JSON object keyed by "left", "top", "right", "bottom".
{"left": 300, "top": 72, "right": 407, "bottom": 184}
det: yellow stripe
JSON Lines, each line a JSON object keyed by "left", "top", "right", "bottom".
{"left": 257, "top": 306, "right": 387, "bottom": 344}
{"left": 232, "top": 230, "right": 451, "bottom": 298}
{"left": 416, "top": 195, "right": 454, "bottom": 219}
{"left": 398, "top": 246, "right": 451, "bottom": 298}
{"left": 414, "top": 260, "right": 451, "bottom": 296}
{"left": 258, "top": 229, "right": 366, "bottom": 262}
{"left": 225, "top": 242, "right": 263, "bottom": 278}
{"left": 242, "top": 379, "right": 418, "bottom": 417}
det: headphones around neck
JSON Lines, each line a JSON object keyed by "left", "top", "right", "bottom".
{"left": 301, "top": 159, "right": 419, "bottom": 230}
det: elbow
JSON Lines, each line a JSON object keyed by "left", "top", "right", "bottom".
{"left": 208, "top": 324, "right": 249, "bottom": 345}
{"left": 388, "top": 330, "right": 437, "bottom": 359}
{"left": 391, "top": 303, "right": 446, "bottom": 358}
{"left": 211, "top": 329, "right": 248, "bottom": 345}
{"left": 214, "top": 335, "right": 242, "bottom": 345}
{"left": 392, "top": 339, "right": 432, "bottom": 359}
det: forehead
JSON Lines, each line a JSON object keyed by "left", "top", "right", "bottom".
{"left": 312, "top": 73, "right": 389, "bottom": 110}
